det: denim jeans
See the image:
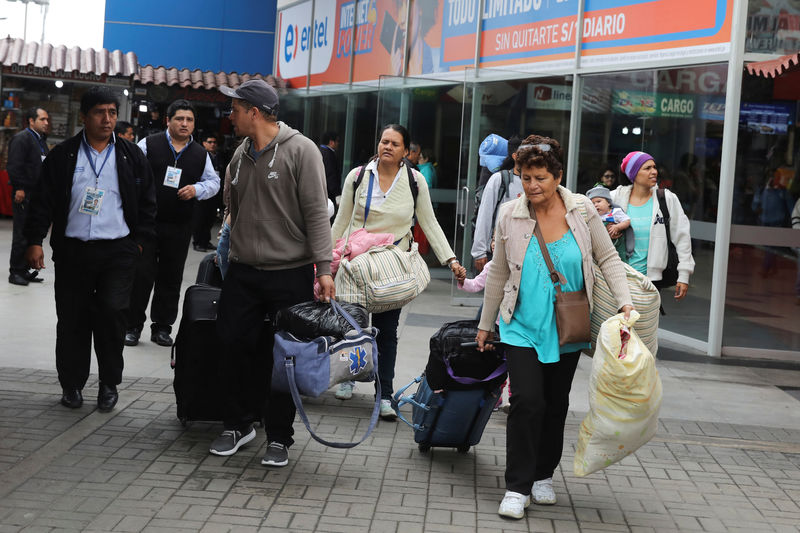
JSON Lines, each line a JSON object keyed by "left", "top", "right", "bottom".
{"left": 216, "top": 222, "right": 231, "bottom": 279}
{"left": 372, "top": 308, "right": 402, "bottom": 400}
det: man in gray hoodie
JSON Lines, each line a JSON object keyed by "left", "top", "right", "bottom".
{"left": 209, "top": 80, "right": 335, "bottom": 466}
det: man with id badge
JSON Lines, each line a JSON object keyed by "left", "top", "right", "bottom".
{"left": 7, "top": 107, "right": 50, "bottom": 286}
{"left": 125, "top": 99, "right": 220, "bottom": 348}
{"left": 23, "top": 86, "right": 157, "bottom": 412}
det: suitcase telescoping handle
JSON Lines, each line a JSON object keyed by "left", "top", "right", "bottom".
{"left": 392, "top": 375, "right": 427, "bottom": 431}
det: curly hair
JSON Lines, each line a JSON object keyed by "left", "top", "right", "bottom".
{"left": 515, "top": 135, "right": 564, "bottom": 178}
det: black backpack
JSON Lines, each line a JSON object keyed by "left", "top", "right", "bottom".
{"left": 470, "top": 169, "right": 512, "bottom": 241}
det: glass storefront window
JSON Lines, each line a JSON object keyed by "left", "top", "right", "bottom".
{"left": 747, "top": 0, "right": 800, "bottom": 55}
{"left": 578, "top": 65, "right": 729, "bottom": 343}
{"left": 725, "top": 67, "right": 800, "bottom": 352}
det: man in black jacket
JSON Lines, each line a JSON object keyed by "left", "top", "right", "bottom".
{"left": 7, "top": 107, "right": 50, "bottom": 286}
{"left": 125, "top": 99, "right": 220, "bottom": 347}
{"left": 319, "top": 131, "right": 339, "bottom": 204}
{"left": 24, "top": 86, "right": 157, "bottom": 412}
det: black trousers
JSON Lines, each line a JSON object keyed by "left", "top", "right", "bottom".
{"left": 504, "top": 346, "right": 581, "bottom": 494}
{"left": 126, "top": 220, "right": 192, "bottom": 333}
{"left": 191, "top": 194, "right": 220, "bottom": 246}
{"left": 54, "top": 237, "right": 139, "bottom": 390}
{"left": 217, "top": 262, "right": 314, "bottom": 446}
{"left": 9, "top": 192, "right": 30, "bottom": 275}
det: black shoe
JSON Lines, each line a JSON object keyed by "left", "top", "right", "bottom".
{"left": 97, "top": 383, "right": 118, "bottom": 412}
{"left": 151, "top": 330, "right": 173, "bottom": 346}
{"left": 124, "top": 328, "right": 141, "bottom": 346}
{"left": 25, "top": 270, "right": 43, "bottom": 282}
{"left": 193, "top": 243, "right": 208, "bottom": 252}
{"left": 60, "top": 388, "right": 83, "bottom": 409}
{"left": 8, "top": 273, "right": 29, "bottom": 286}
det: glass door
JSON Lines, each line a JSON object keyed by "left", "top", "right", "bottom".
{"left": 450, "top": 67, "right": 575, "bottom": 306}
{"left": 375, "top": 75, "right": 466, "bottom": 275}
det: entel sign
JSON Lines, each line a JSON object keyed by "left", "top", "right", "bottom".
{"left": 277, "top": 1, "right": 336, "bottom": 80}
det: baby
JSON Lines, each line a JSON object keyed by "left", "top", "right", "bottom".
{"left": 586, "top": 186, "right": 632, "bottom": 261}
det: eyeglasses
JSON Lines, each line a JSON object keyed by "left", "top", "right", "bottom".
{"left": 602, "top": 173, "right": 615, "bottom": 178}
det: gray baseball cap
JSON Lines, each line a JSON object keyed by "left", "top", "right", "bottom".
{"left": 219, "top": 79, "right": 279, "bottom": 115}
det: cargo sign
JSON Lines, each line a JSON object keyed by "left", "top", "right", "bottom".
{"left": 612, "top": 90, "right": 696, "bottom": 118}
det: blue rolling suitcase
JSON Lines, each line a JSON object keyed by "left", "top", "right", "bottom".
{"left": 393, "top": 319, "right": 507, "bottom": 454}
{"left": 394, "top": 375, "right": 503, "bottom": 453}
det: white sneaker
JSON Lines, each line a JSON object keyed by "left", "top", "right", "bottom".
{"left": 379, "top": 399, "right": 397, "bottom": 420}
{"left": 335, "top": 382, "right": 354, "bottom": 400}
{"left": 532, "top": 478, "right": 557, "bottom": 505}
{"left": 498, "top": 491, "right": 530, "bottom": 519}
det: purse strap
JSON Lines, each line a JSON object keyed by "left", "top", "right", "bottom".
{"left": 529, "top": 205, "right": 566, "bottom": 294}
{"left": 284, "top": 356, "right": 382, "bottom": 448}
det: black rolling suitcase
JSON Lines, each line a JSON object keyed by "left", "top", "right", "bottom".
{"left": 171, "top": 284, "right": 267, "bottom": 426}
{"left": 393, "top": 320, "right": 507, "bottom": 453}
{"left": 196, "top": 252, "right": 223, "bottom": 287}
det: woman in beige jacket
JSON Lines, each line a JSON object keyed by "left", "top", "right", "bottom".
{"left": 475, "top": 136, "right": 633, "bottom": 520}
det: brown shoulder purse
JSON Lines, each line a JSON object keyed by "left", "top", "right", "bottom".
{"left": 530, "top": 209, "right": 591, "bottom": 346}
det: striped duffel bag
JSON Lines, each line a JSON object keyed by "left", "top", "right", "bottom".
{"left": 335, "top": 241, "right": 431, "bottom": 314}
{"left": 590, "top": 262, "right": 661, "bottom": 357}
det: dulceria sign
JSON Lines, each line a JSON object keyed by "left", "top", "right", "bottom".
{"left": 3, "top": 65, "right": 108, "bottom": 83}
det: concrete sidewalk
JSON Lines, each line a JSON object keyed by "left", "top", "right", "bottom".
{"left": 1, "top": 218, "right": 800, "bottom": 532}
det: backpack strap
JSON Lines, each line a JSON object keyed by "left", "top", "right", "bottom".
{"left": 656, "top": 189, "right": 672, "bottom": 244}
{"left": 490, "top": 170, "right": 512, "bottom": 230}
{"left": 351, "top": 165, "right": 368, "bottom": 204}
{"left": 407, "top": 165, "right": 418, "bottom": 211}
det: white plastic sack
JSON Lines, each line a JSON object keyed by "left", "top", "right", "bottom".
{"left": 574, "top": 310, "right": 662, "bottom": 477}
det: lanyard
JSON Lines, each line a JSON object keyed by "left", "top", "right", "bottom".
{"left": 81, "top": 139, "right": 113, "bottom": 187}
{"left": 28, "top": 128, "right": 45, "bottom": 155}
{"left": 168, "top": 137, "right": 190, "bottom": 165}
{"left": 363, "top": 169, "right": 375, "bottom": 226}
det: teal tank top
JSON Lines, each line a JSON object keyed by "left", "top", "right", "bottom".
{"left": 627, "top": 197, "right": 653, "bottom": 275}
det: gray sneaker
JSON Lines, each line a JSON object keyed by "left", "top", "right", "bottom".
{"left": 209, "top": 426, "right": 255, "bottom": 456}
{"left": 261, "top": 441, "right": 289, "bottom": 467}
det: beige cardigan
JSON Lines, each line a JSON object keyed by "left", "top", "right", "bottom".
{"left": 478, "top": 186, "right": 633, "bottom": 332}
{"left": 331, "top": 162, "right": 455, "bottom": 265}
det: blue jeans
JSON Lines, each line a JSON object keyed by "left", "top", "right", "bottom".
{"left": 373, "top": 308, "right": 402, "bottom": 400}
{"left": 216, "top": 222, "right": 231, "bottom": 279}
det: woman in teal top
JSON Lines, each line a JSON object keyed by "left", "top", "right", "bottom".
{"left": 476, "top": 135, "right": 633, "bottom": 520}
{"left": 612, "top": 151, "right": 695, "bottom": 300}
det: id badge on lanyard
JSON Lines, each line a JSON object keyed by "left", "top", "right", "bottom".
{"left": 165, "top": 140, "right": 187, "bottom": 189}
{"left": 78, "top": 187, "right": 105, "bottom": 216}
{"left": 80, "top": 140, "right": 112, "bottom": 216}
{"left": 164, "top": 166, "right": 182, "bottom": 188}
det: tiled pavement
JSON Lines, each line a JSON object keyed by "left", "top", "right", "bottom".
{"left": 2, "top": 219, "right": 800, "bottom": 532}
{"left": 1, "top": 366, "right": 800, "bottom": 533}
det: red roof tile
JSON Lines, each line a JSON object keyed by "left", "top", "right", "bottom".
{"left": 136, "top": 65, "right": 287, "bottom": 90}
{"left": 0, "top": 37, "right": 286, "bottom": 90}
{"left": 0, "top": 36, "right": 138, "bottom": 77}
{"left": 746, "top": 52, "right": 800, "bottom": 78}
